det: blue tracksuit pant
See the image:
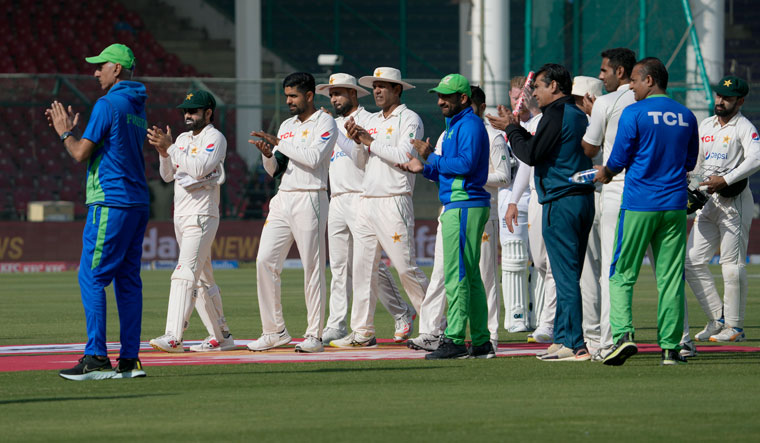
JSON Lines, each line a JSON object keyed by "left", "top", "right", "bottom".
{"left": 541, "top": 193, "right": 594, "bottom": 351}
{"left": 78, "top": 204, "right": 149, "bottom": 358}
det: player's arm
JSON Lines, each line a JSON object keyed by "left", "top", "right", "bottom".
{"left": 506, "top": 108, "right": 561, "bottom": 166}
{"left": 158, "top": 155, "right": 176, "bottom": 182}
{"left": 426, "top": 122, "right": 480, "bottom": 176}
{"left": 46, "top": 100, "right": 100, "bottom": 163}
{"left": 486, "top": 134, "right": 511, "bottom": 188}
{"left": 508, "top": 159, "right": 530, "bottom": 203}
{"left": 581, "top": 98, "right": 606, "bottom": 158}
{"left": 368, "top": 114, "right": 424, "bottom": 165}
{"left": 599, "top": 109, "right": 636, "bottom": 182}
{"left": 170, "top": 131, "right": 227, "bottom": 179}
{"left": 722, "top": 122, "right": 760, "bottom": 185}
{"left": 276, "top": 115, "right": 337, "bottom": 168}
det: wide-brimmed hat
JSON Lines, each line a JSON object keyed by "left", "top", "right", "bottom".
{"left": 315, "top": 73, "right": 370, "bottom": 97}
{"left": 358, "top": 67, "right": 415, "bottom": 90}
{"left": 572, "top": 76, "right": 604, "bottom": 98}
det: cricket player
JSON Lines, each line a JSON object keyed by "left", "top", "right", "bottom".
{"left": 596, "top": 58, "right": 699, "bottom": 366}
{"left": 47, "top": 43, "right": 149, "bottom": 380}
{"left": 397, "top": 73, "right": 493, "bottom": 359}
{"left": 408, "top": 86, "right": 510, "bottom": 353}
{"left": 331, "top": 67, "right": 430, "bottom": 347}
{"left": 315, "top": 73, "right": 415, "bottom": 345}
{"left": 248, "top": 72, "right": 337, "bottom": 353}
{"left": 487, "top": 77, "right": 545, "bottom": 337}
{"left": 146, "top": 90, "right": 234, "bottom": 353}
{"left": 685, "top": 75, "right": 760, "bottom": 343}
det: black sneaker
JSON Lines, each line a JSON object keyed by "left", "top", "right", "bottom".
{"left": 424, "top": 337, "right": 468, "bottom": 360}
{"left": 602, "top": 332, "right": 638, "bottom": 366}
{"left": 661, "top": 349, "right": 687, "bottom": 366}
{"left": 112, "top": 358, "right": 147, "bottom": 379}
{"left": 59, "top": 355, "right": 114, "bottom": 381}
{"left": 468, "top": 341, "right": 496, "bottom": 359}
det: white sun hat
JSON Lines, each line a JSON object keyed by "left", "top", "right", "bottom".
{"left": 315, "top": 73, "right": 370, "bottom": 98}
{"left": 358, "top": 67, "right": 415, "bottom": 90}
{"left": 571, "top": 76, "right": 604, "bottom": 98}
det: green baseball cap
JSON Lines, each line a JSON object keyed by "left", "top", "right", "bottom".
{"left": 177, "top": 90, "right": 216, "bottom": 110}
{"left": 713, "top": 75, "right": 749, "bottom": 97}
{"left": 428, "top": 73, "right": 471, "bottom": 96}
{"left": 85, "top": 43, "right": 135, "bottom": 69}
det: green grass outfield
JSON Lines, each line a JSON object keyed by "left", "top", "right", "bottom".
{"left": 1, "top": 266, "right": 759, "bottom": 442}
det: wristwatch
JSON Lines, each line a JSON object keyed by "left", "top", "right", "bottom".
{"left": 60, "top": 131, "right": 74, "bottom": 141}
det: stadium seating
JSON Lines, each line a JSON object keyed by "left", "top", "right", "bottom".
{"left": 0, "top": 0, "right": 252, "bottom": 220}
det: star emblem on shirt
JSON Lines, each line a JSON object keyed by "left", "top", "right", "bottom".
{"left": 386, "top": 127, "right": 394, "bottom": 135}
{"left": 723, "top": 79, "right": 732, "bottom": 87}
{"left": 302, "top": 129, "right": 309, "bottom": 137}
{"left": 482, "top": 232, "right": 489, "bottom": 243}
{"left": 186, "top": 93, "right": 193, "bottom": 100}
{"left": 392, "top": 232, "right": 401, "bottom": 243}
{"left": 723, "top": 135, "right": 731, "bottom": 144}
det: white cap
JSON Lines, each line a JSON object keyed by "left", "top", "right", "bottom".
{"left": 572, "top": 76, "right": 604, "bottom": 98}
{"left": 315, "top": 73, "right": 370, "bottom": 98}
{"left": 358, "top": 67, "right": 415, "bottom": 90}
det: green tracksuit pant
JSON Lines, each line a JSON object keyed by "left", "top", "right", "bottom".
{"left": 609, "top": 209, "right": 687, "bottom": 350}
{"left": 441, "top": 206, "right": 490, "bottom": 346}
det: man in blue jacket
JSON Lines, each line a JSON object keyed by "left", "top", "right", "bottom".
{"left": 503, "top": 64, "right": 595, "bottom": 361}
{"left": 595, "top": 57, "right": 699, "bottom": 366}
{"left": 397, "top": 74, "right": 493, "bottom": 359}
{"left": 46, "top": 43, "right": 150, "bottom": 380}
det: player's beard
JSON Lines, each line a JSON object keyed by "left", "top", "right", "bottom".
{"left": 186, "top": 117, "right": 206, "bottom": 132}
{"left": 333, "top": 101, "right": 351, "bottom": 117}
{"left": 288, "top": 103, "right": 306, "bottom": 116}
{"left": 714, "top": 102, "right": 736, "bottom": 117}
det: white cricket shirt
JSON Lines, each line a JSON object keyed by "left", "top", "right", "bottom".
{"left": 582, "top": 84, "right": 635, "bottom": 182}
{"left": 330, "top": 106, "right": 372, "bottom": 196}
{"left": 696, "top": 111, "right": 760, "bottom": 186}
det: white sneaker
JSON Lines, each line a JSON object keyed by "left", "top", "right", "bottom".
{"left": 529, "top": 327, "right": 553, "bottom": 343}
{"left": 508, "top": 324, "right": 530, "bottom": 333}
{"left": 247, "top": 329, "right": 292, "bottom": 351}
{"left": 295, "top": 336, "right": 324, "bottom": 353}
{"left": 321, "top": 327, "right": 347, "bottom": 345}
{"left": 694, "top": 320, "right": 724, "bottom": 341}
{"left": 679, "top": 339, "right": 697, "bottom": 358}
{"left": 710, "top": 326, "right": 746, "bottom": 342}
{"left": 394, "top": 311, "right": 416, "bottom": 342}
{"left": 536, "top": 343, "right": 562, "bottom": 358}
{"left": 330, "top": 331, "right": 377, "bottom": 348}
{"left": 150, "top": 334, "right": 184, "bottom": 353}
{"left": 190, "top": 335, "right": 236, "bottom": 352}
{"left": 407, "top": 333, "right": 440, "bottom": 351}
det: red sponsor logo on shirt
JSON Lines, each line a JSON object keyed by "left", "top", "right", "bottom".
{"left": 205, "top": 143, "right": 215, "bottom": 152}
{"left": 367, "top": 127, "right": 378, "bottom": 135}
{"left": 321, "top": 131, "right": 331, "bottom": 141}
{"left": 280, "top": 131, "right": 295, "bottom": 139}
{"left": 701, "top": 135, "right": 715, "bottom": 143}
{"left": 752, "top": 132, "right": 759, "bottom": 141}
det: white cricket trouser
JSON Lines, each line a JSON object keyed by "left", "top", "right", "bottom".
{"left": 527, "top": 189, "right": 556, "bottom": 331}
{"left": 419, "top": 215, "right": 446, "bottom": 335}
{"left": 599, "top": 181, "right": 690, "bottom": 347}
{"left": 350, "top": 195, "right": 429, "bottom": 335}
{"left": 499, "top": 188, "right": 531, "bottom": 331}
{"left": 685, "top": 187, "right": 753, "bottom": 328}
{"left": 480, "top": 217, "right": 501, "bottom": 341}
{"left": 256, "top": 190, "right": 328, "bottom": 338}
{"left": 580, "top": 191, "right": 602, "bottom": 353}
{"left": 165, "top": 214, "right": 226, "bottom": 341}
{"left": 326, "top": 192, "right": 411, "bottom": 332}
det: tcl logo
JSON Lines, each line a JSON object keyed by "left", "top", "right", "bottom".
{"left": 280, "top": 131, "right": 295, "bottom": 139}
{"left": 367, "top": 128, "right": 378, "bottom": 135}
{"left": 701, "top": 135, "right": 715, "bottom": 143}
{"left": 647, "top": 111, "right": 689, "bottom": 126}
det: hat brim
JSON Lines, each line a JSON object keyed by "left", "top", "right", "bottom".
{"left": 358, "top": 76, "right": 415, "bottom": 90}
{"left": 428, "top": 86, "right": 464, "bottom": 95}
{"left": 712, "top": 86, "right": 746, "bottom": 97}
{"left": 315, "top": 83, "right": 371, "bottom": 98}
{"left": 85, "top": 55, "right": 108, "bottom": 64}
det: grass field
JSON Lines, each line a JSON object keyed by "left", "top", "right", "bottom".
{"left": 1, "top": 265, "right": 759, "bottom": 442}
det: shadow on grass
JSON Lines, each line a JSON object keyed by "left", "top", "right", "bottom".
{"left": 159, "top": 363, "right": 454, "bottom": 378}
{"left": 0, "top": 393, "right": 175, "bottom": 406}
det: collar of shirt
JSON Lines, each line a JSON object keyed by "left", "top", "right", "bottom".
{"left": 616, "top": 83, "right": 632, "bottom": 92}
{"left": 293, "top": 109, "right": 322, "bottom": 126}
{"left": 539, "top": 95, "right": 574, "bottom": 113}
{"left": 187, "top": 123, "right": 215, "bottom": 140}
{"left": 379, "top": 104, "right": 407, "bottom": 120}
{"left": 710, "top": 111, "right": 743, "bottom": 128}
